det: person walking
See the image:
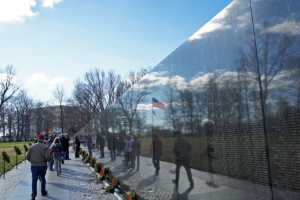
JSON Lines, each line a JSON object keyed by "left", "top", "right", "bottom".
{"left": 65, "top": 134, "right": 70, "bottom": 160}
{"left": 152, "top": 133, "right": 162, "bottom": 176}
{"left": 111, "top": 134, "right": 117, "bottom": 161}
{"left": 26, "top": 134, "right": 51, "bottom": 200}
{"left": 50, "top": 137, "right": 63, "bottom": 176}
{"left": 74, "top": 136, "right": 81, "bottom": 158}
{"left": 47, "top": 133, "right": 56, "bottom": 171}
{"left": 107, "top": 133, "right": 116, "bottom": 161}
{"left": 172, "top": 131, "right": 194, "bottom": 189}
{"left": 99, "top": 134, "right": 105, "bottom": 158}
{"left": 134, "top": 134, "right": 141, "bottom": 171}
{"left": 60, "top": 134, "right": 68, "bottom": 164}
{"left": 129, "top": 135, "right": 136, "bottom": 169}
{"left": 124, "top": 135, "right": 131, "bottom": 167}
{"left": 86, "top": 135, "right": 93, "bottom": 156}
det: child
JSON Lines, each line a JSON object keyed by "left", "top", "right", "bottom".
{"left": 51, "top": 137, "right": 63, "bottom": 176}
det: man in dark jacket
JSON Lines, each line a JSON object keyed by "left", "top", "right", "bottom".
{"left": 152, "top": 133, "right": 162, "bottom": 176}
{"left": 74, "top": 136, "right": 81, "bottom": 158}
{"left": 60, "top": 134, "right": 68, "bottom": 163}
{"left": 172, "top": 131, "right": 194, "bottom": 189}
{"left": 27, "top": 134, "right": 51, "bottom": 200}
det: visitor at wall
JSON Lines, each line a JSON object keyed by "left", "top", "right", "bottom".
{"left": 152, "top": 133, "right": 162, "bottom": 176}
{"left": 172, "top": 131, "right": 194, "bottom": 189}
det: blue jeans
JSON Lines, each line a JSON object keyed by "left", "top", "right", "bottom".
{"left": 31, "top": 166, "right": 47, "bottom": 196}
{"left": 48, "top": 159, "right": 54, "bottom": 171}
{"left": 54, "top": 157, "right": 62, "bottom": 175}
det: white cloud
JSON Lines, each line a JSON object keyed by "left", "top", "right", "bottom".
{"left": 139, "top": 72, "right": 188, "bottom": 90}
{"left": 188, "top": 0, "right": 235, "bottom": 41}
{"left": 0, "top": 0, "right": 37, "bottom": 23}
{"left": 190, "top": 72, "right": 215, "bottom": 89}
{"left": 0, "top": 0, "right": 63, "bottom": 23}
{"left": 42, "top": 0, "right": 62, "bottom": 8}
{"left": 23, "top": 73, "right": 72, "bottom": 103}
{"left": 266, "top": 21, "right": 300, "bottom": 35}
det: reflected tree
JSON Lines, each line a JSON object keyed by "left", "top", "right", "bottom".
{"left": 116, "top": 69, "right": 148, "bottom": 135}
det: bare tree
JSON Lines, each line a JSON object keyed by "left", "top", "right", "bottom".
{"left": 72, "top": 69, "right": 122, "bottom": 136}
{"left": 116, "top": 70, "right": 148, "bottom": 134}
{"left": 0, "top": 66, "right": 19, "bottom": 111}
{"left": 165, "top": 86, "right": 183, "bottom": 134}
{"left": 14, "top": 90, "right": 33, "bottom": 140}
{"left": 54, "top": 85, "right": 65, "bottom": 133}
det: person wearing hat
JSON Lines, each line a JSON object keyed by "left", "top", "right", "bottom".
{"left": 26, "top": 133, "right": 51, "bottom": 200}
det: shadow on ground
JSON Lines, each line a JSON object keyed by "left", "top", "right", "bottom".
{"left": 48, "top": 182, "right": 90, "bottom": 193}
{"left": 136, "top": 175, "right": 158, "bottom": 190}
{"left": 170, "top": 187, "right": 193, "bottom": 200}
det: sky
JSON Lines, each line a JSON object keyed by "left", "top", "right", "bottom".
{"left": 0, "top": 0, "right": 229, "bottom": 103}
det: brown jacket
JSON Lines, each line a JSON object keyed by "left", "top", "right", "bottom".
{"left": 26, "top": 142, "right": 51, "bottom": 166}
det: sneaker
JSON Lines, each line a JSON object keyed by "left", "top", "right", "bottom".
{"left": 41, "top": 191, "right": 48, "bottom": 196}
{"left": 31, "top": 193, "right": 36, "bottom": 200}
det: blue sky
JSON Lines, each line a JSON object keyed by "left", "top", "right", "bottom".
{"left": 0, "top": 0, "right": 229, "bottom": 103}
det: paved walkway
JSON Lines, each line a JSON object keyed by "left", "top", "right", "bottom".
{"left": 0, "top": 151, "right": 117, "bottom": 200}
{"left": 1, "top": 148, "right": 299, "bottom": 200}
{"left": 95, "top": 150, "right": 300, "bottom": 200}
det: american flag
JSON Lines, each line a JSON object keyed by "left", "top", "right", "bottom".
{"left": 152, "top": 97, "right": 166, "bottom": 109}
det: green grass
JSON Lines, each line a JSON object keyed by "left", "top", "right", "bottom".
{"left": 0, "top": 142, "right": 30, "bottom": 174}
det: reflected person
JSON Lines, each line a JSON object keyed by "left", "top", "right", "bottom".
{"left": 135, "top": 134, "right": 141, "bottom": 171}
{"left": 152, "top": 133, "right": 162, "bottom": 176}
{"left": 172, "top": 131, "right": 194, "bottom": 189}
{"left": 99, "top": 134, "right": 105, "bottom": 158}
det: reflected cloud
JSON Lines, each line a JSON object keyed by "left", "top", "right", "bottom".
{"left": 266, "top": 21, "right": 300, "bottom": 35}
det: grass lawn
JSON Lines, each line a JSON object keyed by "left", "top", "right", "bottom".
{"left": 0, "top": 142, "right": 31, "bottom": 175}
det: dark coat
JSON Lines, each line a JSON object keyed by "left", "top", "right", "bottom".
{"left": 152, "top": 138, "right": 162, "bottom": 159}
{"left": 174, "top": 137, "right": 191, "bottom": 165}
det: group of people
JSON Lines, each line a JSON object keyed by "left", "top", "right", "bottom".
{"left": 26, "top": 133, "right": 70, "bottom": 200}
{"left": 94, "top": 131, "right": 194, "bottom": 189}
{"left": 96, "top": 133, "right": 142, "bottom": 171}
{"left": 26, "top": 130, "right": 194, "bottom": 200}
{"left": 124, "top": 134, "right": 141, "bottom": 170}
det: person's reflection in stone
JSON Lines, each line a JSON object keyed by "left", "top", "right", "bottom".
{"left": 172, "top": 131, "right": 194, "bottom": 189}
{"left": 202, "top": 119, "right": 218, "bottom": 188}
{"left": 152, "top": 133, "right": 162, "bottom": 176}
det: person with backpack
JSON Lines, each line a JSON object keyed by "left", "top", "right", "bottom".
{"left": 27, "top": 133, "right": 51, "bottom": 200}
{"left": 172, "top": 131, "right": 194, "bottom": 189}
{"left": 50, "top": 137, "right": 63, "bottom": 176}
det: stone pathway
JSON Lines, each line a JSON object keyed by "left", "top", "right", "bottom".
{"left": 0, "top": 151, "right": 117, "bottom": 200}
{"left": 1, "top": 148, "right": 299, "bottom": 200}
{"left": 95, "top": 150, "right": 300, "bottom": 200}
